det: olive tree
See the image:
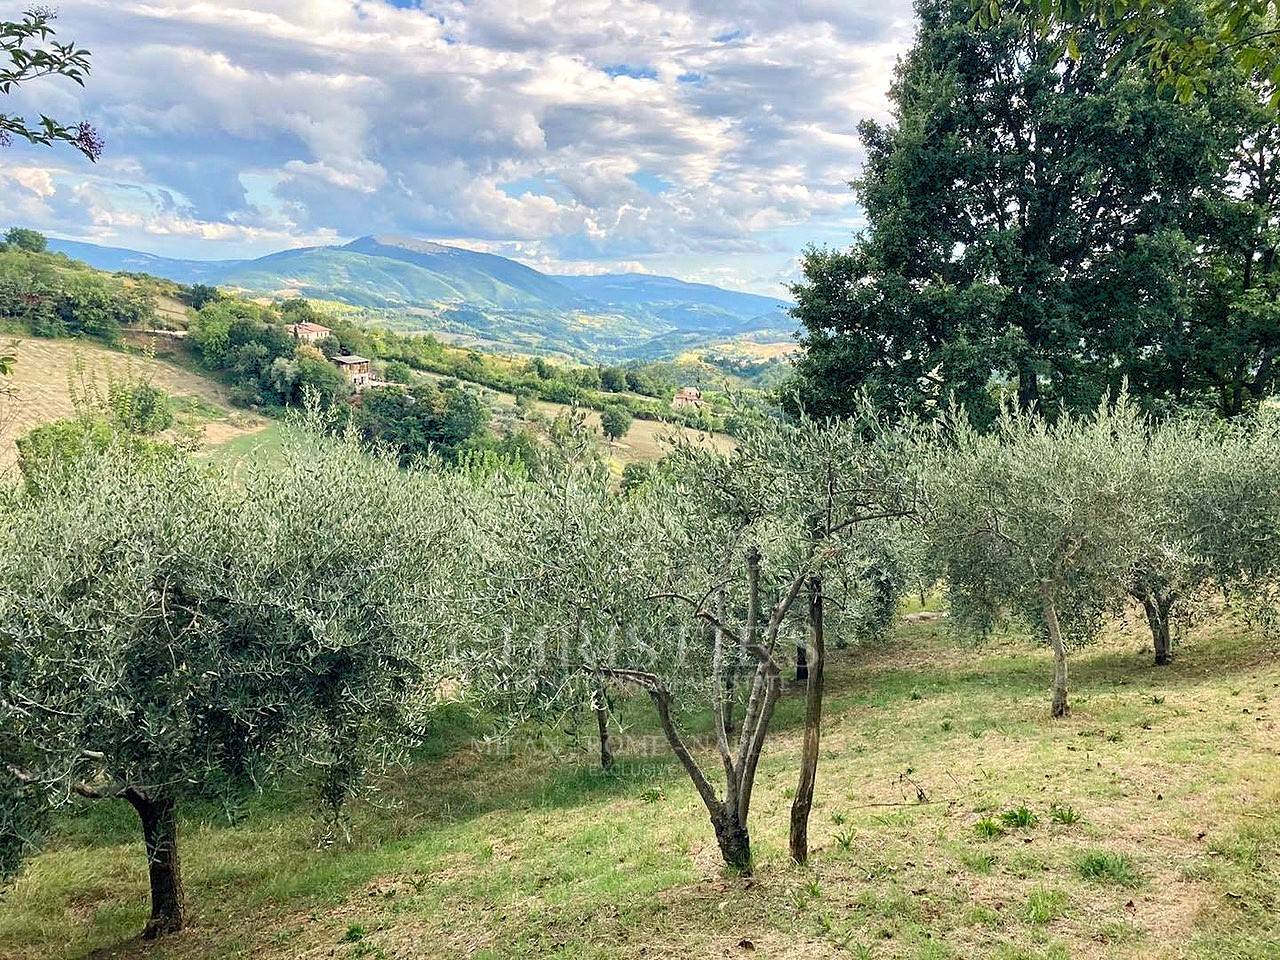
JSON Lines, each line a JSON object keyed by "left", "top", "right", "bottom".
{"left": 664, "top": 409, "right": 920, "bottom": 866}
{"left": 1131, "top": 414, "right": 1280, "bottom": 663}
{"left": 480, "top": 409, "right": 917, "bottom": 872}
{"left": 924, "top": 399, "right": 1149, "bottom": 717}
{"left": 0, "top": 424, "right": 468, "bottom": 937}
{"left": 463, "top": 423, "right": 679, "bottom": 773}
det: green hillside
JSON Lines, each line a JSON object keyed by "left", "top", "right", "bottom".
{"left": 0, "top": 239, "right": 739, "bottom": 471}
{"left": 45, "top": 236, "right": 796, "bottom": 367}
{"left": 221, "top": 237, "right": 574, "bottom": 311}
{"left": 0, "top": 336, "right": 269, "bottom": 468}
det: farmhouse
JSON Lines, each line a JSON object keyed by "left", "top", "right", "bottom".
{"left": 671, "top": 386, "right": 704, "bottom": 410}
{"left": 286, "top": 321, "right": 331, "bottom": 345}
{"left": 332, "top": 354, "right": 372, "bottom": 389}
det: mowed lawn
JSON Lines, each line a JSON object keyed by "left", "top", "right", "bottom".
{"left": 1, "top": 609, "right": 1277, "bottom": 960}
{"left": 0, "top": 337, "right": 269, "bottom": 467}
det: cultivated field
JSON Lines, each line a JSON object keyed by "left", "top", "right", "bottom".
{"left": 419, "top": 371, "right": 735, "bottom": 470}
{"left": 0, "top": 337, "right": 269, "bottom": 467}
{"left": 1, "top": 610, "right": 1275, "bottom": 959}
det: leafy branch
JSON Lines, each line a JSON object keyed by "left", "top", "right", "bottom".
{"left": 0, "top": 8, "right": 102, "bottom": 159}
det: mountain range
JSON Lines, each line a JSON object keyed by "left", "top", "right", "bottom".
{"left": 48, "top": 235, "right": 795, "bottom": 362}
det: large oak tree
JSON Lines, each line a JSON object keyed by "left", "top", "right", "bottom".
{"left": 788, "top": 0, "right": 1241, "bottom": 423}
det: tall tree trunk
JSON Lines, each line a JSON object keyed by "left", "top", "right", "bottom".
{"left": 592, "top": 684, "right": 614, "bottom": 771}
{"left": 1017, "top": 354, "right": 1041, "bottom": 412}
{"left": 1040, "top": 586, "right": 1069, "bottom": 718}
{"left": 721, "top": 670, "right": 736, "bottom": 742}
{"left": 1136, "top": 590, "right": 1175, "bottom": 666}
{"left": 125, "top": 788, "right": 184, "bottom": 938}
{"left": 719, "top": 586, "right": 736, "bottom": 741}
{"left": 789, "top": 576, "right": 825, "bottom": 865}
{"left": 795, "top": 635, "right": 808, "bottom": 681}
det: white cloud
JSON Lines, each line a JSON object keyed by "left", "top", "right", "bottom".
{"left": 0, "top": 0, "right": 916, "bottom": 290}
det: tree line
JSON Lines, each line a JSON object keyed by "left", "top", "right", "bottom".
{"left": 3, "top": 393, "right": 1278, "bottom": 937}
{"left": 0, "top": 230, "right": 157, "bottom": 343}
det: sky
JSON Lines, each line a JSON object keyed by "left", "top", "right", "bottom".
{"left": 0, "top": 0, "right": 916, "bottom": 297}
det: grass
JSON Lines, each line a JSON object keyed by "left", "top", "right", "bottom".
{"left": 1000, "top": 806, "right": 1040, "bottom": 829}
{"left": 0, "top": 336, "right": 270, "bottom": 466}
{"left": 1075, "top": 849, "right": 1143, "bottom": 887}
{"left": 1, "top": 609, "right": 1278, "bottom": 959}
{"left": 1024, "top": 886, "right": 1068, "bottom": 925}
{"left": 1048, "top": 803, "right": 1082, "bottom": 826}
{"left": 206, "top": 421, "right": 288, "bottom": 471}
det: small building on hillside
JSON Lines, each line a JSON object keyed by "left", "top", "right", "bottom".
{"left": 671, "top": 386, "right": 705, "bottom": 410}
{"left": 287, "top": 321, "right": 331, "bottom": 345}
{"left": 332, "top": 354, "right": 372, "bottom": 389}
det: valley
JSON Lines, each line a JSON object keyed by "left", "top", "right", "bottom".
{"left": 47, "top": 236, "right": 797, "bottom": 371}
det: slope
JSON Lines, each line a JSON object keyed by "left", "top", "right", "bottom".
{"left": 0, "top": 337, "right": 269, "bottom": 467}
{"left": 0, "top": 611, "right": 1274, "bottom": 958}
{"left": 44, "top": 236, "right": 795, "bottom": 362}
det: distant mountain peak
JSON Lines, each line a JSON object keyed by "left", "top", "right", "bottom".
{"left": 348, "top": 235, "right": 455, "bottom": 255}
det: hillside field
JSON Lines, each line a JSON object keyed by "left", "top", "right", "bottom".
{"left": 414, "top": 371, "right": 735, "bottom": 471}
{"left": 0, "top": 337, "right": 269, "bottom": 468}
{"left": 0, "top": 610, "right": 1276, "bottom": 959}
{"left": 0, "top": 337, "right": 729, "bottom": 474}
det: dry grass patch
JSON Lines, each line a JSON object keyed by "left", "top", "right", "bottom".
{"left": 0, "top": 337, "right": 268, "bottom": 465}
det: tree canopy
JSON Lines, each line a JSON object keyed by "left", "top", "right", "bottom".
{"left": 788, "top": 0, "right": 1274, "bottom": 423}
{"left": 984, "top": 0, "right": 1280, "bottom": 109}
{"left": 0, "top": 421, "right": 474, "bottom": 935}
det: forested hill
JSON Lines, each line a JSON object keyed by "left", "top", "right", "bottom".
{"left": 46, "top": 235, "right": 794, "bottom": 353}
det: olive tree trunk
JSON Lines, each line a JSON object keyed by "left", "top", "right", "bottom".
{"left": 125, "top": 788, "right": 185, "bottom": 938}
{"left": 626, "top": 545, "right": 795, "bottom": 876}
{"left": 1040, "top": 585, "right": 1070, "bottom": 718}
{"left": 1135, "top": 589, "right": 1175, "bottom": 666}
{"left": 789, "top": 575, "right": 825, "bottom": 865}
{"left": 592, "top": 683, "right": 614, "bottom": 771}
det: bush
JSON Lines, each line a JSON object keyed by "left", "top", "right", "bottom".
{"left": 352, "top": 383, "right": 490, "bottom": 465}
{"left": 383, "top": 359, "right": 413, "bottom": 384}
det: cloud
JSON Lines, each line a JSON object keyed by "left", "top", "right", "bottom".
{"left": 0, "top": 0, "right": 915, "bottom": 292}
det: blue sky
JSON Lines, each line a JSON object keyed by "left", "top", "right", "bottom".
{"left": 0, "top": 0, "right": 915, "bottom": 296}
